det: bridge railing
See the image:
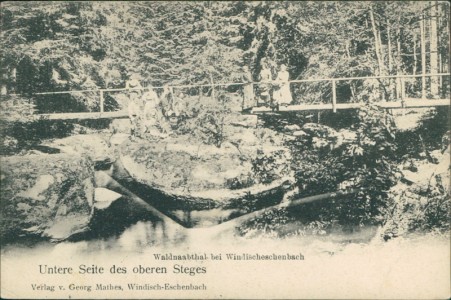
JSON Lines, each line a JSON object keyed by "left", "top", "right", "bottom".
{"left": 272, "top": 73, "right": 449, "bottom": 112}
{"left": 9, "top": 73, "right": 450, "bottom": 118}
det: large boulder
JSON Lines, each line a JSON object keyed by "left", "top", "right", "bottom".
{"left": 382, "top": 146, "right": 450, "bottom": 239}
{"left": 118, "top": 132, "right": 294, "bottom": 227}
{"left": 120, "top": 140, "right": 290, "bottom": 195}
{"left": 402, "top": 146, "right": 450, "bottom": 194}
{"left": 110, "top": 118, "right": 132, "bottom": 134}
{"left": 0, "top": 154, "right": 95, "bottom": 241}
{"left": 223, "top": 114, "right": 258, "bottom": 128}
{"left": 42, "top": 134, "right": 115, "bottom": 169}
{"left": 223, "top": 126, "right": 260, "bottom": 147}
{"left": 392, "top": 108, "right": 434, "bottom": 131}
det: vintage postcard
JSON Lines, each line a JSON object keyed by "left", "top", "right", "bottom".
{"left": 1, "top": 1, "right": 450, "bottom": 299}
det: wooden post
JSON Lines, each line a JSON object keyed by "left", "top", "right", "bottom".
{"left": 241, "top": 83, "right": 245, "bottom": 111}
{"left": 400, "top": 77, "right": 406, "bottom": 111}
{"left": 439, "top": 55, "right": 442, "bottom": 96}
{"left": 332, "top": 80, "right": 337, "bottom": 113}
{"left": 210, "top": 73, "right": 215, "bottom": 101}
{"left": 100, "top": 90, "right": 104, "bottom": 113}
{"left": 430, "top": 0, "right": 439, "bottom": 96}
{"left": 400, "top": 77, "right": 406, "bottom": 115}
{"left": 250, "top": 83, "right": 255, "bottom": 108}
{"left": 401, "top": 77, "right": 406, "bottom": 100}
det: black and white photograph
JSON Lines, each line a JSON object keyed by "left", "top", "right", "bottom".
{"left": 1, "top": 1, "right": 450, "bottom": 299}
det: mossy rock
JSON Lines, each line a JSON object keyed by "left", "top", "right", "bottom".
{"left": 0, "top": 153, "right": 95, "bottom": 241}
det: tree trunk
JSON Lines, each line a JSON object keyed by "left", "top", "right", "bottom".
{"left": 345, "top": 41, "right": 356, "bottom": 101}
{"left": 396, "top": 24, "right": 402, "bottom": 99}
{"left": 369, "top": 6, "right": 386, "bottom": 101}
{"left": 443, "top": 2, "right": 451, "bottom": 95}
{"left": 430, "top": 0, "right": 439, "bottom": 96}
{"left": 413, "top": 33, "right": 417, "bottom": 75}
{"left": 369, "top": 7, "right": 384, "bottom": 76}
{"left": 438, "top": 2, "right": 442, "bottom": 94}
{"left": 378, "top": 24, "right": 385, "bottom": 70}
{"left": 387, "top": 21, "right": 393, "bottom": 74}
{"left": 420, "top": 14, "right": 427, "bottom": 98}
{"left": 387, "top": 20, "right": 394, "bottom": 99}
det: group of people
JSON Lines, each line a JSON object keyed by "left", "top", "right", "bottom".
{"left": 258, "top": 63, "right": 293, "bottom": 110}
{"left": 126, "top": 73, "right": 180, "bottom": 139}
{"left": 242, "top": 62, "right": 293, "bottom": 111}
{"left": 125, "top": 62, "right": 292, "bottom": 138}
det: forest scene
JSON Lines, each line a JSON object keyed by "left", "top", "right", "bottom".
{"left": 0, "top": 2, "right": 450, "bottom": 298}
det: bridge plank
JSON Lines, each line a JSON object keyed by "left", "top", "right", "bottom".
{"left": 30, "top": 99, "right": 448, "bottom": 120}
{"left": 33, "top": 111, "right": 129, "bottom": 120}
{"left": 251, "top": 99, "right": 449, "bottom": 114}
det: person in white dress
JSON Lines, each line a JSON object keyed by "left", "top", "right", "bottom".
{"left": 274, "top": 64, "right": 293, "bottom": 107}
{"left": 242, "top": 66, "right": 255, "bottom": 109}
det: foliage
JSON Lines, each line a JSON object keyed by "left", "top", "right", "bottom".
{"left": 395, "top": 107, "right": 450, "bottom": 158}
{"left": 193, "top": 110, "right": 226, "bottom": 148}
{"left": 251, "top": 149, "right": 292, "bottom": 184}
{"left": 173, "top": 95, "right": 231, "bottom": 147}
{"left": 244, "top": 104, "right": 400, "bottom": 236}
{"left": 4, "top": 2, "right": 448, "bottom": 109}
{"left": 237, "top": 103, "right": 402, "bottom": 238}
{"left": 1, "top": 2, "right": 449, "bottom": 237}
{"left": 0, "top": 95, "right": 36, "bottom": 122}
{"left": 240, "top": 102, "right": 450, "bottom": 238}
{"left": 238, "top": 208, "right": 293, "bottom": 239}
{"left": 0, "top": 95, "right": 84, "bottom": 155}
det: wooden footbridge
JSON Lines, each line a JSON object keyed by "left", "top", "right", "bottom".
{"left": 12, "top": 73, "right": 450, "bottom": 121}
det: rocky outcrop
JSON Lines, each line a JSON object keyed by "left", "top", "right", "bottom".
{"left": 392, "top": 108, "right": 434, "bottom": 131}
{"left": 401, "top": 147, "right": 450, "bottom": 194}
{"left": 42, "top": 134, "right": 115, "bottom": 169}
{"left": 381, "top": 146, "right": 450, "bottom": 238}
{"left": 120, "top": 138, "right": 292, "bottom": 198}
{"left": 0, "top": 154, "right": 95, "bottom": 241}
{"left": 118, "top": 127, "right": 294, "bottom": 227}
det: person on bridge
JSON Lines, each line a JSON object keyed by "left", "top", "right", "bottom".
{"left": 242, "top": 66, "right": 255, "bottom": 109}
{"left": 273, "top": 64, "right": 293, "bottom": 108}
{"left": 126, "top": 73, "right": 142, "bottom": 96}
{"left": 258, "top": 63, "right": 273, "bottom": 107}
{"left": 126, "top": 73, "right": 143, "bottom": 136}
{"left": 159, "top": 85, "right": 182, "bottom": 131}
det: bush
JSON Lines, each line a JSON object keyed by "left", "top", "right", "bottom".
{"left": 173, "top": 95, "right": 230, "bottom": 147}
{"left": 239, "top": 104, "right": 400, "bottom": 236}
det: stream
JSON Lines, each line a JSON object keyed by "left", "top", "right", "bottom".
{"left": 1, "top": 159, "right": 382, "bottom": 256}
{"left": 1, "top": 160, "right": 449, "bottom": 299}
